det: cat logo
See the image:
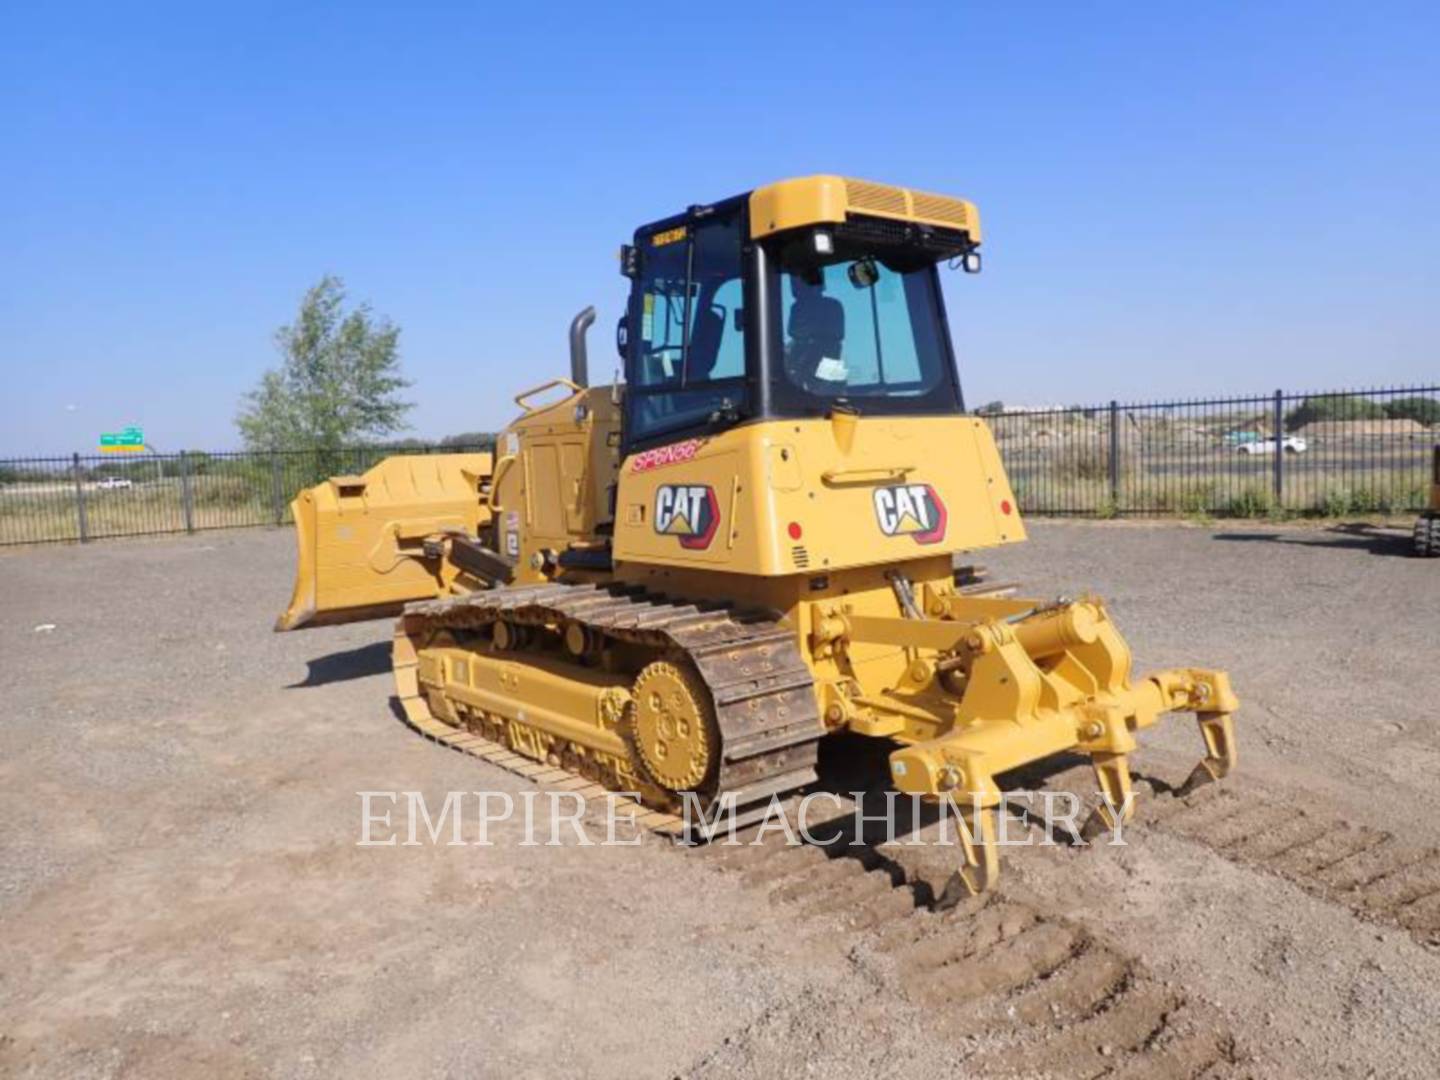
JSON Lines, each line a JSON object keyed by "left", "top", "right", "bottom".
{"left": 654, "top": 484, "right": 720, "bottom": 550}
{"left": 873, "top": 483, "right": 947, "bottom": 545}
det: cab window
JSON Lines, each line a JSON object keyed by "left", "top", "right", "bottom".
{"left": 627, "top": 214, "right": 748, "bottom": 445}
{"left": 778, "top": 256, "right": 945, "bottom": 399}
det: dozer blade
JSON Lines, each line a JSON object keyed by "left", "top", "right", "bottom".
{"left": 275, "top": 452, "right": 493, "bottom": 631}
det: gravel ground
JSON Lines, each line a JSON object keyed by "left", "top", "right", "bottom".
{"left": 1, "top": 520, "right": 1437, "bottom": 1078}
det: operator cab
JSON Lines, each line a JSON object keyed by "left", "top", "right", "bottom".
{"left": 618, "top": 175, "right": 981, "bottom": 452}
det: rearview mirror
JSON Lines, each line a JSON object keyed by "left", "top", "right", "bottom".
{"left": 615, "top": 315, "right": 629, "bottom": 360}
{"left": 848, "top": 258, "right": 879, "bottom": 289}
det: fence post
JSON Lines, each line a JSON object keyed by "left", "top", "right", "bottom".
{"left": 1272, "top": 389, "right": 1284, "bottom": 507}
{"left": 270, "top": 454, "right": 284, "bottom": 525}
{"left": 1108, "top": 400, "right": 1120, "bottom": 508}
{"left": 180, "top": 451, "right": 195, "bottom": 534}
{"left": 72, "top": 452, "right": 89, "bottom": 543}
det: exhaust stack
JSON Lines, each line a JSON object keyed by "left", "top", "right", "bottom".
{"left": 569, "top": 305, "right": 596, "bottom": 387}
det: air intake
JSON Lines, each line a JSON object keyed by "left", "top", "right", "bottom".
{"left": 845, "top": 180, "right": 908, "bottom": 217}
{"left": 910, "top": 192, "right": 971, "bottom": 228}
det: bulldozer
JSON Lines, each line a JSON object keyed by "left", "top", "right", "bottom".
{"left": 1415, "top": 444, "right": 1440, "bottom": 557}
{"left": 276, "top": 175, "right": 1239, "bottom": 896}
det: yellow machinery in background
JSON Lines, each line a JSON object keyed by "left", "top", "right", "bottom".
{"left": 1415, "top": 445, "right": 1440, "bottom": 557}
{"left": 277, "top": 176, "right": 1240, "bottom": 896}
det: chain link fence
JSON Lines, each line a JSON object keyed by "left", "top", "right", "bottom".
{"left": 1, "top": 385, "right": 1435, "bottom": 545}
{"left": 987, "top": 385, "right": 1438, "bottom": 518}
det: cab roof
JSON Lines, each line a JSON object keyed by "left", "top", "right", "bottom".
{"left": 748, "top": 175, "right": 980, "bottom": 244}
{"left": 634, "top": 175, "right": 981, "bottom": 246}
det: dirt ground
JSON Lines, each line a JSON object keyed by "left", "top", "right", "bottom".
{"left": 2, "top": 520, "right": 1438, "bottom": 1079}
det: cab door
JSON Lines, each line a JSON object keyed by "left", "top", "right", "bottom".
{"left": 622, "top": 210, "right": 750, "bottom": 454}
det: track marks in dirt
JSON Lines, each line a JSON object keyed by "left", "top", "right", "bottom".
{"left": 704, "top": 834, "right": 1242, "bottom": 1078}
{"left": 1141, "top": 781, "right": 1440, "bottom": 946}
{"left": 869, "top": 890, "right": 1237, "bottom": 1078}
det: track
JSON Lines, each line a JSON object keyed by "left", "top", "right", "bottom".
{"left": 1415, "top": 512, "right": 1440, "bottom": 557}
{"left": 394, "top": 581, "right": 826, "bottom": 818}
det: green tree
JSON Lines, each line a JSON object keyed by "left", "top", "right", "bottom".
{"left": 1284, "top": 394, "right": 1385, "bottom": 431}
{"left": 236, "top": 276, "right": 413, "bottom": 451}
{"left": 1384, "top": 396, "right": 1440, "bottom": 427}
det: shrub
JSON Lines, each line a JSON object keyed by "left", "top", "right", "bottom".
{"left": 1284, "top": 394, "right": 1385, "bottom": 431}
{"left": 1132, "top": 481, "right": 1217, "bottom": 516}
{"left": 1383, "top": 396, "right": 1440, "bottom": 427}
{"left": 1220, "top": 487, "right": 1274, "bottom": 518}
{"left": 193, "top": 475, "right": 260, "bottom": 508}
{"left": 441, "top": 431, "right": 499, "bottom": 450}
{"left": 1056, "top": 444, "right": 1112, "bottom": 483}
{"left": 1302, "top": 481, "right": 1426, "bottom": 518}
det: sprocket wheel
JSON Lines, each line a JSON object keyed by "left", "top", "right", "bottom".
{"left": 626, "top": 660, "right": 720, "bottom": 794}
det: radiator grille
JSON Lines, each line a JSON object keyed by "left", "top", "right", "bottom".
{"left": 791, "top": 545, "right": 810, "bottom": 568}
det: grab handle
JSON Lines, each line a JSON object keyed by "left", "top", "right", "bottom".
{"left": 820, "top": 464, "right": 915, "bottom": 487}
{"left": 488, "top": 454, "right": 517, "bottom": 511}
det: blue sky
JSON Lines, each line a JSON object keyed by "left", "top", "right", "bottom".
{"left": 2, "top": 1, "right": 1436, "bottom": 455}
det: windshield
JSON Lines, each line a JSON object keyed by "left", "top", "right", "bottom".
{"left": 775, "top": 251, "right": 952, "bottom": 405}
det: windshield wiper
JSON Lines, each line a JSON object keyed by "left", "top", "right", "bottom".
{"left": 707, "top": 400, "right": 741, "bottom": 425}
{"left": 637, "top": 405, "right": 745, "bottom": 445}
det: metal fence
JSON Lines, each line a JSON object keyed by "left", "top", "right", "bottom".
{"left": 988, "top": 385, "right": 1439, "bottom": 517}
{"left": 0, "top": 445, "right": 490, "bottom": 546}
{"left": 0, "top": 384, "right": 1435, "bottom": 546}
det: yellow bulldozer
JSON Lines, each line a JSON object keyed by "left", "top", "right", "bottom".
{"left": 276, "top": 175, "right": 1239, "bottom": 897}
{"left": 1415, "top": 445, "right": 1440, "bottom": 557}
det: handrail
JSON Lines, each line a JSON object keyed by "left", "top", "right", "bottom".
{"left": 820, "top": 464, "right": 915, "bottom": 487}
{"left": 514, "top": 378, "right": 582, "bottom": 414}
{"left": 487, "top": 454, "right": 517, "bottom": 511}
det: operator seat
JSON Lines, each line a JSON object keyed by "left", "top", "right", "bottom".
{"left": 686, "top": 305, "right": 724, "bottom": 381}
{"left": 786, "top": 278, "right": 845, "bottom": 389}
